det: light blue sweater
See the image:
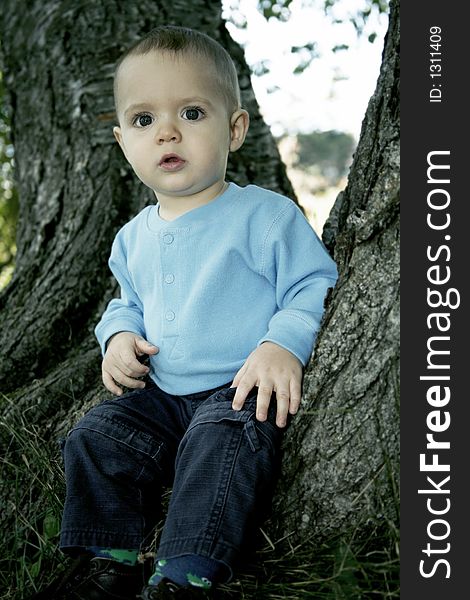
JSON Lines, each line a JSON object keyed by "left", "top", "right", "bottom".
{"left": 95, "top": 183, "right": 338, "bottom": 395}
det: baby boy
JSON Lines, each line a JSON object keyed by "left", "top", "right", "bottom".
{"left": 45, "top": 25, "right": 337, "bottom": 600}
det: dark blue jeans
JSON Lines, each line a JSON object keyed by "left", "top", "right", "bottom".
{"left": 60, "top": 383, "right": 283, "bottom": 574}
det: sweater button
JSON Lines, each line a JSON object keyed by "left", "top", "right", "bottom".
{"left": 164, "top": 273, "right": 175, "bottom": 284}
{"left": 165, "top": 310, "right": 175, "bottom": 321}
{"left": 163, "top": 234, "right": 174, "bottom": 244}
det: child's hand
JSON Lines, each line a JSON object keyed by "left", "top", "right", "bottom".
{"left": 231, "top": 342, "right": 303, "bottom": 428}
{"left": 102, "top": 331, "right": 159, "bottom": 395}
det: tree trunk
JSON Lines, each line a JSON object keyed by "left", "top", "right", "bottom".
{"left": 0, "top": 0, "right": 399, "bottom": 595}
{"left": 274, "top": 0, "right": 399, "bottom": 548}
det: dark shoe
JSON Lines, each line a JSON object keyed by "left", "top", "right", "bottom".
{"left": 139, "top": 579, "right": 213, "bottom": 599}
{"left": 30, "top": 555, "right": 145, "bottom": 599}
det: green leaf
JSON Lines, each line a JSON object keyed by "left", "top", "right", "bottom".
{"left": 30, "top": 558, "right": 42, "bottom": 579}
{"left": 43, "top": 513, "right": 60, "bottom": 539}
{"left": 332, "top": 44, "right": 349, "bottom": 53}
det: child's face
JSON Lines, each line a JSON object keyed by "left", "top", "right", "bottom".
{"left": 113, "top": 51, "right": 248, "bottom": 207}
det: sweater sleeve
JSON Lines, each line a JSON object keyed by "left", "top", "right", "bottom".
{"left": 94, "top": 230, "right": 146, "bottom": 356}
{"left": 257, "top": 203, "right": 338, "bottom": 366}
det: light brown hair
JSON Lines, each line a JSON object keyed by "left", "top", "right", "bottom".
{"left": 114, "top": 25, "right": 241, "bottom": 114}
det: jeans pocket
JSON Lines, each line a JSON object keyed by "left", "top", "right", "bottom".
{"left": 188, "top": 391, "right": 281, "bottom": 455}
{"left": 243, "top": 419, "right": 260, "bottom": 452}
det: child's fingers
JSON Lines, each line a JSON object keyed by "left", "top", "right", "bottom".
{"left": 102, "top": 370, "right": 123, "bottom": 396}
{"left": 113, "top": 369, "right": 146, "bottom": 390}
{"left": 231, "top": 363, "right": 247, "bottom": 388}
{"left": 255, "top": 384, "right": 274, "bottom": 422}
{"left": 275, "top": 387, "right": 290, "bottom": 427}
{"left": 134, "top": 337, "right": 159, "bottom": 356}
{"left": 232, "top": 376, "right": 255, "bottom": 411}
{"left": 117, "top": 350, "right": 150, "bottom": 378}
{"left": 289, "top": 379, "right": 302, "bottom": 415}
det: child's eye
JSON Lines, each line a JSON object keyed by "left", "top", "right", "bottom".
{"left": 133, "top": 113, "right": 153, "bottom": 128}
{"left": 182, "top": 107, "right": 205, "bottom": 121}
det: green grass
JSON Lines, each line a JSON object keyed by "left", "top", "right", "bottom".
{"left": 216, "top": 521, "right": 399, "bottom": 599}
{"left": 0, "top": 403, "right": 67, "bottom": 599}
{"left": 0, "top": 397, "right": 399, "bottom": 599}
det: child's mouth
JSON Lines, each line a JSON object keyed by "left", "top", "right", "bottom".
{"left": 159, "top": 154, "right": 185, "bottom": 171}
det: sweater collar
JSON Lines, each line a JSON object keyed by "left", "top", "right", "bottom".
{"left": 147, "top": 182, "right": 240, "bottom": 231}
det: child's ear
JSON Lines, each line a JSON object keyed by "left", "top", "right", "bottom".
{"left": 113, "top": 126, "right": 128, "bottom": 159}
{"left": 229, "top": 109, "right": 250, "bottom": 152}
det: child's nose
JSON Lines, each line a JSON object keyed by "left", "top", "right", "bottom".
{"left": 155, "top": 118, "right": 181, "bottom": 144}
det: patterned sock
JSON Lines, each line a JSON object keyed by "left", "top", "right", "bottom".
{"left": 148, "top": 554, "right": 229, "bottom": 589}
{"left": 85, "top": 546, "right": 139, "bottom": 566}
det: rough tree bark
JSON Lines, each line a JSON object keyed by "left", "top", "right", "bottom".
{"left": 0, "top": 0, "right": 399, "bottom": 591}
{"left": 274, "top": 0, "right": 399, "bottom": 548}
